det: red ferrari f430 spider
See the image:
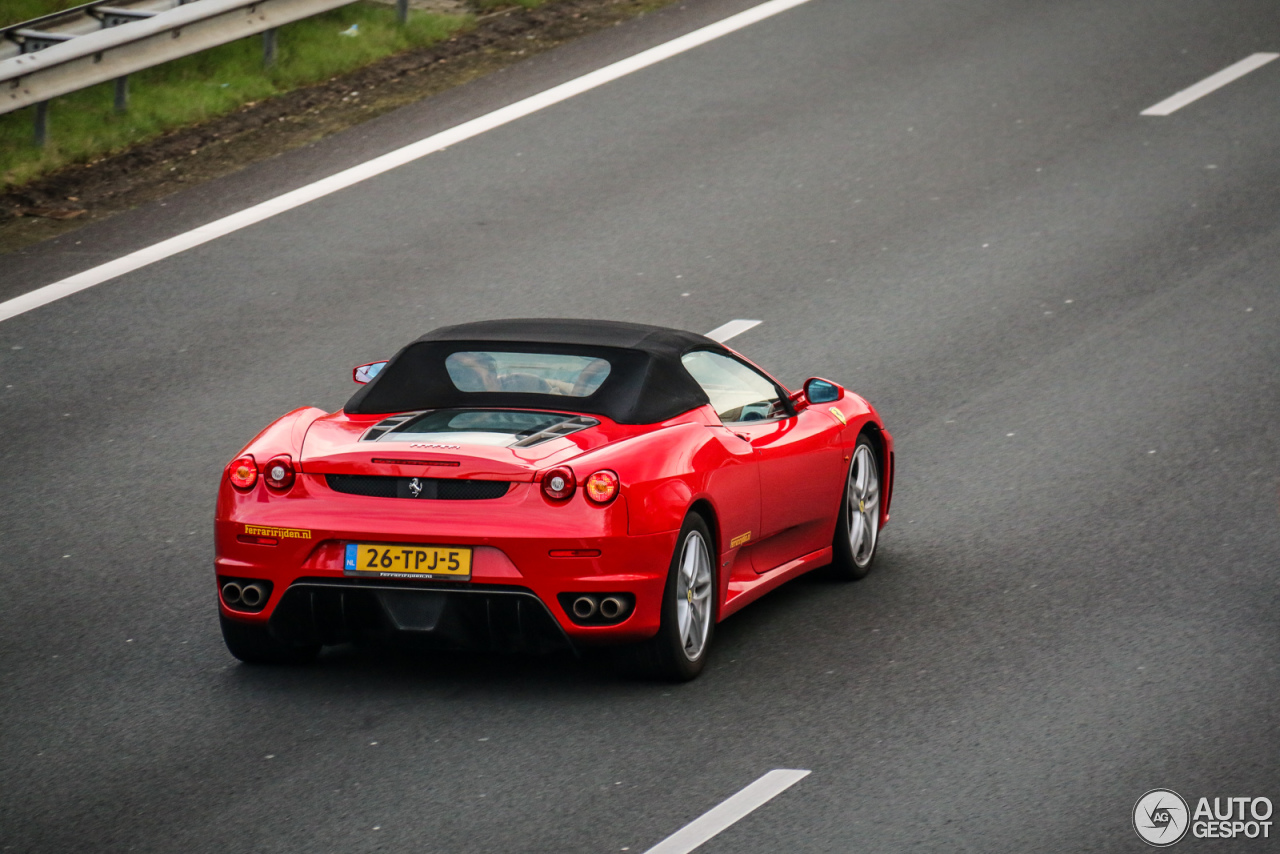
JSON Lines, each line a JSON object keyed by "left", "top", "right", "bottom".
{"left": 215, "top": 319, "right": 893, "bottom": 680}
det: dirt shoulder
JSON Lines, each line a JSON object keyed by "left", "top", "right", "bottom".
{"left": 0, "top": 0, "right": 678, "bottom": 254}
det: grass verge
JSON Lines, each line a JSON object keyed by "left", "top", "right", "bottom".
{"left": 0, "top": 0, "right": 678, "bottom": 253}
{"left": 0, "top": 3, "right": 469, "bottom": 189}
{"left": 2, "top": 1, "right": 86, "bottom": 28}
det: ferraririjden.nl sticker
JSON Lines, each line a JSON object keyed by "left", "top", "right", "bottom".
{"left": 242, "top": 524, "right": 311, "bottom": 540}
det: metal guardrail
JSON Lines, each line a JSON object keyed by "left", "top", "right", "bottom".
{"left": 1, "top": 0, "right": 188, "bottom": 64}
{"left": 1, "top": 0, "right": 371, "bottom": 142}
{"left": 1, "top": 0, "right": 360, "bottom": 113}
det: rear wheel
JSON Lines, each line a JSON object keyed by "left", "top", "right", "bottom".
{"left": 632, "top": 513, "right": 716, "bottom": 681}
{"left": 220, "top": 612, "right": 320, "bottom": 665}
{"left": 830, "top": 436, "right": 881, "bottom": 580}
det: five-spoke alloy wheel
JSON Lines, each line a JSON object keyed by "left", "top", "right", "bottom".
{"left": 675, "top": 526, "right": 714, "bottom": 662}
{"left": 635, "top": 513, "right": 716, "bottom": 681}
{"left": 831, "top": 435, "right": 881, "bottom": 580}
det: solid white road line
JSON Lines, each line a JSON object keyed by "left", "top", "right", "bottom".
{"left": 0, "top": 0, "right": 818, "bottom": 326}
{"left": 705, "top": 319, "right": 761, "bottom": 342}
{"left": 1141, "top": 52, "right": 1279, "bottom": 116}
{"left": 641, "top": 769, "right": 810, "bottom": 854}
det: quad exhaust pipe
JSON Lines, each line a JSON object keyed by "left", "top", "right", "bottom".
{"left": 240, "top": 582, "right": 268, "bottom": 608}
{"left": 567, "top": 593, "right": 632, "bottom": 623}
{"left": 222, "top": 580, "right": 269, "bottom": 610}
{"left": 221, "top": 581, "right": 242, "bottom": 605}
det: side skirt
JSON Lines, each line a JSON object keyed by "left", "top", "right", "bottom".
{"left": 719, "top": 546, "right": 833, "bottom": 620}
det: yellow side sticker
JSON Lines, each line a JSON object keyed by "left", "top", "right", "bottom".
{"left": 829, "top": 407, "right": 847, "bottom": 425}
{"left": 730, "top": 531, "right": 752, "bottom": 548}
{"left": 243, "top": 524, "right": 311, "bottom": 540}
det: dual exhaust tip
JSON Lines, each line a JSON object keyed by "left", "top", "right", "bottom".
{"left": 569, "top": 593, "right": 632, "bottom": 623}
{"left": 222, "top": 580, "right": 270, "bottom": 611}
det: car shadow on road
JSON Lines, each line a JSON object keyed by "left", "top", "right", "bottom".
{"left": 218, "top": 636, "right": 658, "bottom": 702}
{"left": 217, "top": 548, "right": 909, "bottom": 697}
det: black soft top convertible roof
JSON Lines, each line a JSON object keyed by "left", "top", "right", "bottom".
{"left": 344, "top": 319, "right": 731, "bottom": 424}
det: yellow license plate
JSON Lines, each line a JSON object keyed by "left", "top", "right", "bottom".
{"left": 344, "top": 543, "right": 471, "bottom": 579}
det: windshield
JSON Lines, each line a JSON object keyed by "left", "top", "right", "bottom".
{"left": 445, "top": 351, "right": 611, "bottom": 397}
{"left": 377, "top": 409, "right": 597, "bottom": 447}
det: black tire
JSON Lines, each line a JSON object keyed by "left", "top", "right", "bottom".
{"left": 829, "top": 435, "right": 882, "bottom": 581}
{"left": 632, "top": 513, "right": 716, "bottom": 682}
{"left": 220, "top": 612, "right": 320, "bottom": 665}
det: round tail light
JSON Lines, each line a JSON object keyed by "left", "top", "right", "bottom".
{"left": 229, "top": 455, "right": 258, "bottom": 490}
{"left": 264, "top": 455, "right": 296, "bottom": 490}
{"left": 584, "top": 470, "right": 619, "bottom": 504}
{"left": 541, "top": 467, "right": 576, "bottom": 501}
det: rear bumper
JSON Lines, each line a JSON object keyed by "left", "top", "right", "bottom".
{"left": 215, "top": 477, "right": 679, "bottom": 648}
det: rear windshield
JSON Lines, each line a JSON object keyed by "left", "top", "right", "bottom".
{"left": 445, "top": 351, "right": 611, "bottom": 397}
{"left": 383, "top": 410, "right": 591, "bottom": 446}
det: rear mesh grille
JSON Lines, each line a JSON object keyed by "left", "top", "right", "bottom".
{"left": 327, "top": 474, "right": 398, "bottom": 498}
{"left": 325, "top": 475, "right": 510, "bottom": 500}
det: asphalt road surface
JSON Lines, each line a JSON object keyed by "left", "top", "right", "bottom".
{"left": 2, "top": 0, "right": 1278, "bottom": 851}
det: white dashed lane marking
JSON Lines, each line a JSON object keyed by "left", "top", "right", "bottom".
{"left": 704, "top": 319, "right": 762, "bottom": 343}
{"left": 0, "top": 0, "right": 817, "bottom": 325}
{"left": 640, "top": 769, "right": 810, "bottom": 854}
{"left": 1141, "top": 52, "right": 1278, "bottom": 115}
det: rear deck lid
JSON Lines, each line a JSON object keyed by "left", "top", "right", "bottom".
{"left": 300, "top": 409, "right": 607, "bottom": 480}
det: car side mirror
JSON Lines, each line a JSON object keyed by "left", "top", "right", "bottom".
{"left": 353, "top": 360, "right": 387, "bottom": 384}
{"left": 804, "top": 377, "right": 843, "bottom": 404}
